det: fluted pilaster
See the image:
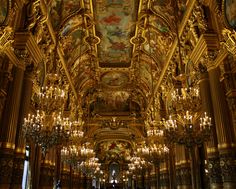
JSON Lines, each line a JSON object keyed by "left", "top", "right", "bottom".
{"left": 208, "top": 66, "right": 236, "bottom": 188}
{"left": 11, "top": 66, "right": 34, "bottom": 189}
{"left": 39, "top": 148, "right": 54, "bottom": 189}
{"left": 175, "top": 145, "right": 192, "bottom": 189}
{"left": 0, "top": 55, "right": 13, "bottom": 123}
{"left": 198, "top": 64, "right": 223, "bottom": 189}
{"left": 0, "top": 64, "right": 24, "bottom": 189}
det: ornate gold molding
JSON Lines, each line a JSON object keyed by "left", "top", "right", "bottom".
{"left": 190, "top": 33, "right": 219, "bottom": 66}
{"left": 0, "top": 26, "right": 14, "bottom": 53}
{"left": 147, "top": 0, "right": 198, "bottom": 111}
{"left": 221, "top": 29, "right": 236, "bottom": 56}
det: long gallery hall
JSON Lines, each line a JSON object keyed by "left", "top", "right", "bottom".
{"left": 0, "top": 0, "right": 236, "bottom": 189}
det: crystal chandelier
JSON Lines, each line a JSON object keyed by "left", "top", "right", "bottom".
{"left": 38, "top": 74, "right": 66, "bottom": 114}
{"left": 23, "top": 110, "right": 72, "bottom": 154}
{"left": 79, "top": 157, "right": 101, "bottom": 176}
{"left": 128, "top": 154, "right": 149, "bottom": 173}
{"left": 61, "top": 145, "right": 80, "bottom": 168}
{"left": 137, "top": 143, "right": 169, "bottom": 166}
{"left": 80, "top": 143, "right": 94, "bottom": 159}
{"left": 162, "top": 111, "right": 212, "bottom": 147}
{"left": 22, "top": 72, "right": 71, "bottom": 154}
{"left": 145, "top": 118, "right": 164, "bottom": 138}
{"left": 69, "top": 119, "right": 84, "bottom": 143}
{"left": 171, "top": 86, "right": 201, "bottom": 113}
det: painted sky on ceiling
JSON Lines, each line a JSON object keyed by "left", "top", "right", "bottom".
{"left": 94, "top": 0, "right": 136, "bottom": 66}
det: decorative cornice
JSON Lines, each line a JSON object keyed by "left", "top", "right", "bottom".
{"left": 190, "top": 33, "right": 219, "bottom": 65}
{"left": 14, "top": 32, "right": 43, "bottom": 65}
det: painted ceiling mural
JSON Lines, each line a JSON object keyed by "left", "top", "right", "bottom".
{"left": 101, "top": 72, "right": 129, "bottom": 87}
{"left": 48, "top": 0, "right": 82, "bottom": 29}
{"left": 94, "top": 0, "right": 137, "bottom": 67}
{"left": 93, "top": 90, "right": 130, "bottom": 113}
{"left": 95, "top": 140, "right": 132, "bottom": 162}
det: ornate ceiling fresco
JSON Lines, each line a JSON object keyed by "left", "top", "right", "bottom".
{"left": 95, "top": 140, "right": 133, "bottom": 162}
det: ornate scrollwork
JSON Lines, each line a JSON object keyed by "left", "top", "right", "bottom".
{"left": 102, "top": 117, "right": 125, "bottom": 130}
{"left": 220, "top": 153, "right": 236, "bottom": 182}
{"left": 221, "top": 29, "right": 236, "bottom": 56}
{"left": 202, "top": 50, "right": 219, "bottom": 70}
{"left": 25, "top": 0, "right": 41, "bottom": 31}
{"left": 208, "top": 157, "right": 223, "bottom": 184}
{"left": 0, "top": 155, "right": 14, "bottom": 184}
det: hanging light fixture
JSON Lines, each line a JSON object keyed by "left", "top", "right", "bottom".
{"left": 137, "top": 142, "right": 169, "bottom": 166}
{"left": 23, "top": 69, "right": 71, "bottom": 154}
{"left": 162, "top": 111, "right": 212, "bottom": 147}
{"left": 160, "top": 0, "right": 212, "bottom": 148}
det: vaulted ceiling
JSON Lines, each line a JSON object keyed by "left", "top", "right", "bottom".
{"left": 40, "top": 0, "right": 189, "bottom": 164}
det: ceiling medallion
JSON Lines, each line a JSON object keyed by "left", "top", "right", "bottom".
{"left": 101, "top": 71, "right": 129, "bottom": 87}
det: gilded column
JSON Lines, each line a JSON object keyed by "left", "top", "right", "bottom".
{"left": 0, "top": 55, "right": 13, "bottom": 122}
{"left": 198, "top": 62, "right": 223, "bottom": 189}
{"left": 207, "top": 59, "right": 236, "bottom": 189}
{"left": 39, "top": 149, "right": 54, "bottom": 189}
{"left": 160, "top": 162, "right": 169, "bottom": 189}
{"left": 61, "top": 163, "right": 70, "bottom": 189}
{"left": 175, "top": 145, "right": 192, "bottom": 189}
{"left": 168, "top": 144, "right": 176, "bottom": 189}
{"left": 10, "top": 64, "right": 34, "bottom": 189}
{"left": 0, "top": 62, "right": 25, "bottom": 189}
{"left": 221, "top": 55, "right": 236, "bottom": 140}
{"left": 30, "top": 144, "right": 42, "bottom": 189}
